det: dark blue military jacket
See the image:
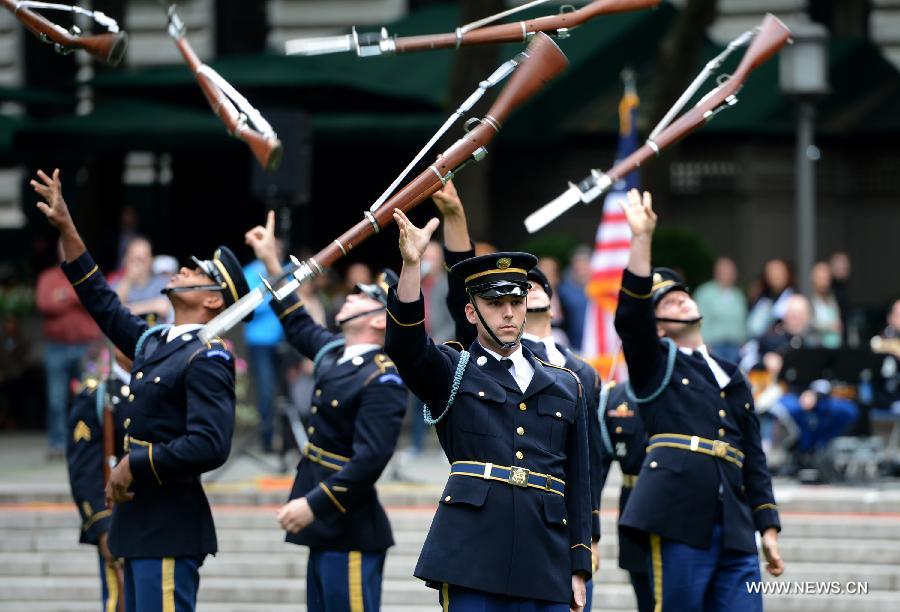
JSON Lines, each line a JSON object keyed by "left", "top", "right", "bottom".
{"left": 65, "top": 375, "right": 127, "bottom": 546}
{"left": 444, "top": 245, "right": 605, "bottom": 543}
{"left": 385, "top": 289, "right": 593, "bottom": 604}
{"left": 272, "top": 292, "right": 406, "bottom": 552}
{"left": 596, "top": 383, "right": 648, "bottom": 573}
{"left": 62, "top": 252, "right": 235, "bottom": 558}
{"left": 614, "top": 270, "right": 780, "bottom": 553}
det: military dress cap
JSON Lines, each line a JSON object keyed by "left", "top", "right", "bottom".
{"left": 650, "top": 267, "right": 691, "bottom": 305}
{"left": 354, "top": 269, "right": 399, "bottom": 305}
{"left": 450, "top": 252, "right": 538, "bottom": 298}
{"left": 191, "top": 245, "right": 253, "bottom": 321}
{"left": 527, "top": 267, "right": 553, "bottom": 299}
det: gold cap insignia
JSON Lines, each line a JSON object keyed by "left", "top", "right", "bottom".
{"left": 653, "top": 272, "right": 663, "bottom": 285}
{"left": 73, "top": 420, "right": 91, "bottom": 443}
{"left": 497, "top": 257, "right": 512, "bottom": 269}
{"left": 615, "top": 403, "right": 630, "bottom": 414}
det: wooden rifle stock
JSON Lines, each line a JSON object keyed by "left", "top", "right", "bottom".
{"left": 314, "top": 33, "right": 567, "bottom": 271}
{"left": 394, "top": 0, "right": 659, "bottom": 53}
{"left": 1, "top": 0, "right": 127, "bottom": 65}
{"left": 609, "top": 14, "right": 790, "bottom": 181}
{"left": 172, "top": 29, "right": 282, "bottom": 172}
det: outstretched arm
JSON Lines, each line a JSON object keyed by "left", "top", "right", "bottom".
{"left": 32, "top": 169, "right": 146, "bottom": 357}
{"left": 246, "top": 211, "right": 337, "bottom": 358}
{"left": 393, "top": 208, "right": 440, "bottom": 303}
{"left": 432, "top": 180, "right": 477, "bottom": 345}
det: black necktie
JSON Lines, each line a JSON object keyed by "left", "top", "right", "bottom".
{"left": 500, "top": 358, "right": 514, "bottom": 371}
{"left": 691, "top": 350, "right": 716, "bottom": 383}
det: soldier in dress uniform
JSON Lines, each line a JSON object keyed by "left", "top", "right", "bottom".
{"left": 386, "top": 208, "right": 592, "bottom": 612}
{"left": 614, "top": 189, "right": 784, "bottom": 610}
{"left": 245, "top": 212, "right": 407, "bottom": 612}
{"left": 65, "top": 348, "right": 130, "bottom": 612}
{"left": 33, "top": 168, "right": 248, "bottom": 611}
{"left": 430, "top": 182, "right": 603, "bottom": 607}
{"left": 595, "top": 382, "right": 653, "bottom": 612}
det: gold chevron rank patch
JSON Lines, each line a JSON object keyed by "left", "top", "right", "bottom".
{"left": 73, "top": 420, "right": 91, "bottom": 443}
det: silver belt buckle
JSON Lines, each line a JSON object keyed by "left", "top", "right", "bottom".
{"left": 509, "top": 466, "right": 530, "bottom": 488}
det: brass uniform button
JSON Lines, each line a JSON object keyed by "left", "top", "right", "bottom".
{"left": 682, "top": 378, "right": 689, "bottom": 385}
{"left": 128, "top": 394, "right": 135, "bottom": 402}
{"left": 120, "top": 385, "right": 130, "bottom": 397}
{"left": 650, "top": 461, "right": 658, "bottom": 469}
{"left": 311, "top": 406, "right": 318, "bottom": 414}
{"left": 719, "top": 409, "right": 727, "bottom": 418}
{"left": 562, "top": 518, "right": 567, "bottom": 526}
{"left": 181, "top": 334, "right": 192, "bottom": 342}
{"left": 519, "top": 402, "right": 527, "bottom": 411}
{"left": 444, "top": 495, "right": 452, "bottom": 502}
{"left": 315, "top": 389, "right": 322, "bottom": 397}
{"left": 720, "top": 391, "right": 726, "bottom": 398}
{"left": 515, "top": 451, "right": 524, "bottom": 460}
{"left": 307, "top": 426, "right": 315, "bottom": 435}
{"left": 124, "top": 418, "right": 131, "bottom": 429}
{"left": 135, "top": 372, "right": 143, "bottom": 380}
{"left": 516, "top": 427, "right": 525, "bottom": 436}
{"left": 331, "top": 399, "right": 339, "bottom": 407}
{"left": 745, "top": 403, "right": 751, "bottom": 410}
{"left": 478, "top": 391, "right": 485, "bottom": 397}
{"left": 555, "top": 411, "right": 562, "bottom": 418}
{"left": 615, "top": 426, "right": 623, "bottom": 434}
{"left": 718, "top": 428, "right": 726, "bottom": 437}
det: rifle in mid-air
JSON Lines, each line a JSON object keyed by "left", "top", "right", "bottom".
{"left": 524, "top": 13, "right": 792, "bottom": 233}
{"left": 199, "top": 32, "right": 569, "bottom": 342}
{"left": 1, "top": 0, "right": 127, "bottom": 65}
{"left": 160, "top": 2, "right": 282, "bottom": 172}
{"left": 285, "top": 0, "right": 659, "bottom": 57}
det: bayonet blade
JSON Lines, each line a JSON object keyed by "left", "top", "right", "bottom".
{"left": 285, "top": 34, "right": 353, "bottom": 56}
{"left": 524, "top": 184, "right": 582, "bottom": 234}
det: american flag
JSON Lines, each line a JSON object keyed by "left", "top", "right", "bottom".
{"left": 581, "top": 78, "right": 640, "bottom": 381}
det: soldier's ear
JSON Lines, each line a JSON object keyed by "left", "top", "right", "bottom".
{"left": 464, "top": 302, "right": 478, "bottom": 325}
{"left": 371, "top": 312, "right": 386, "bottom": 332}
{"left": 203, "top": 292, "right": 225, "bottom": 313}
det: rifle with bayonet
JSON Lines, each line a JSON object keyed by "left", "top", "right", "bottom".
{"left": 524, "top": 13, "right": 792, "bottom": 233}
{"left": 1, "top": 0, "right": 127, "bottom": 65}
{"left": 199, "top": 32, "right": 569, "bottom": 342}
{"left": 101, "top": 343, "right": 124, "bottom": 612}
{"left": 286, "top": 0, "right": 658, "bottom": 57}
{"left": 160, "top": 2, "right": 283, "bottom": 172}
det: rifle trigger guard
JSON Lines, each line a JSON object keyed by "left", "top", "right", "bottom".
{"left": 716, "top": 73, "right": 731, "bottom": 86}
{"left": 560, "top": 4, "right": 576, "bottom": 14}
{"left": 464, "top": 117, "right": 481, "bottom": 133}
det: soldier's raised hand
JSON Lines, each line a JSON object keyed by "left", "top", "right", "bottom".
{"left": 245, "top": 210, "right": 281, "bottom": 277}
{"left": 619, "top": 188, "right": 656, "bottom": 237}
{"left": 31, "top": 169, "right": 74, "bottom": 232}
{"left": 394, "top": 208, "right": 439, "bottom": 265}
{"left": 431, "top": 179, "right": 463, "bottom": 217}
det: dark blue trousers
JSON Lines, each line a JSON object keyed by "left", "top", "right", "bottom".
{"left": 628, "top": 570, "right": 654, "bottom": 612}
{"left": 98, "top": 553, "right": 121, "bottom": 612}
{"left": 649, "top": 523, "right": 762, "bottom": 611}
{"left": 438, "top": 584, "right": 568, "bottom": 611}
{"left": 307, "top": 549, "right": 385, "bottom": 612}
{"left": 123, "top": 557, "right": 201, "bottom": 612}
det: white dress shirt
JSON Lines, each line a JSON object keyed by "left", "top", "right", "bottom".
{"left": 522, "top": 333, "right": 567, "bottom": 367}
{"left": 679, "top": 344, "right": 731, "bottom": 389}
{"left": 480, "top": 343, "right": 534, "bottom": 393}
{"left": 166, "top": 323, "right": 203, "bottom": 343}
{"left": 337, "top": 343, "right": 381, "bottom": 365}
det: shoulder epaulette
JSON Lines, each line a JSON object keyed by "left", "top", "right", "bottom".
{"left": 188, "top": 337, "right": 232, "bottom": 364}
{"left": 443, "top": 340, "right": 465, "bottom": 352}
{"left": 536, "top": 358, "right": 583, "bottom": 397}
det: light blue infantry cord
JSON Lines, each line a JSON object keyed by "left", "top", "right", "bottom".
{"left": 134, "top": 324, "right": 172, "bottom": 361}
{"left": 625, "top": 337, "right": 678, "bottom": 404}
{"left": 312, "top": 338, "right": 347, "bottom": 378}
{"left": 423, "top": 350, "right": 470, "bottom": 425}
{"left": 597, "top": 383, "right": 614, "bottom": 457}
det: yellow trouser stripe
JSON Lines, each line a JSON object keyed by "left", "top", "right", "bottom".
{"left": 442, "top": 582, "right": 450, "bottom": 612}
{"left": 349, "top": 551, "right": 363, "bottom": 612}
{"left": 650, "top": 534, "right": 662, "bottom": 612}
{"left": 104, "top": 563, "right": 118, "bottom": 612}
{"left": 162, "top": 557, "right": 175, "bottom": 612}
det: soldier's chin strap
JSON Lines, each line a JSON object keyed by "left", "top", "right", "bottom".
{"left": 655, "top": 315, "right": 704, "bottom": 325}
{"left": 468, "top": 294, "right": 524, "bottom": 351}
{"left": 161, "top": 284, "right": 225, "bottom": 295}
{"left": 526, "top": 305, "right": 550, "bottom": 313}
{"left": 335, "top": 306, "right": 386, "bottom": 326}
